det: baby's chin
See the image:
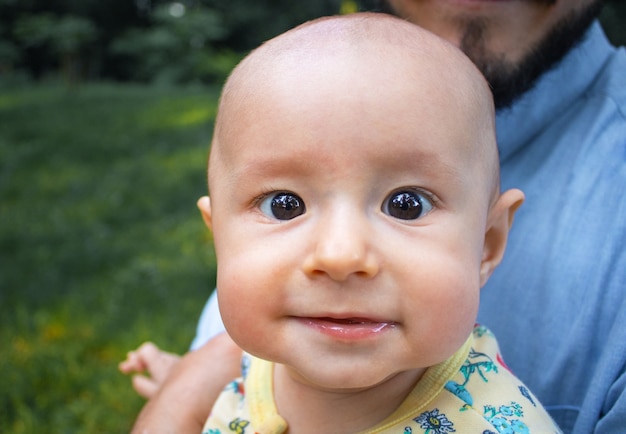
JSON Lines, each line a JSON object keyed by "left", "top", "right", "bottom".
{"left": 275, "top": 359, "right": 426, "bottom": 395}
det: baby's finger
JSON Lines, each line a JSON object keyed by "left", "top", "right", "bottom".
{"left": 135, "top": 341, "right": 160, "bottom": 358}
{"left": 132, "top": 374, "right": 159, "bottom": 399}
{"left": 119, "top": 351, "right": 144, "bottom": 374}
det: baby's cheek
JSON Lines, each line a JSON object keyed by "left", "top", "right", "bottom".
{"left": 217, "top": 261, "right": 278, "bottom": 349}
{"left": 408, "top": 264, "right": 479, "bottom": 363}
{"left": 216, "top": 262, "right": 251, "bottom": 321}
{"left": 439, "top": 276, "right": 480, "bottom": 353}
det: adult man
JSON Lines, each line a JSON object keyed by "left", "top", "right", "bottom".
{"left": 127, "top": 1, "right": 626, "bottom": 432}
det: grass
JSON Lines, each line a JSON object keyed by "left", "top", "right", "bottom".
{"left": 0, "top": 82, "right": 220, "bottom": 432}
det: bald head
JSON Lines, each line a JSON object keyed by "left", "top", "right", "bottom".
{"left": 211, "top": 13, "right": 500, "bottom": 203}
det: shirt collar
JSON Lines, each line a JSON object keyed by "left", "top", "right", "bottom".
{"left": 496, "top": 21, "right": 615, "bottom": 162}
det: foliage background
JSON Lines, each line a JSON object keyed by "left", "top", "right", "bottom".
{"left": 1, "top": 83, "right": 222, "bottom": 432}
{"left": 1, "top": 0, "right": 625, "bottom": 432}
{"left": 1, "top": 0, "right": 624, "bottom": 85}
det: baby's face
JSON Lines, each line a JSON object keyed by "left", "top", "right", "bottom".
{"left": 206, "top": 26, "right": 501, "bottom": 391}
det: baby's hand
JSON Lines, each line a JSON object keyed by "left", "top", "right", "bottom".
{"left": 119, "top": 342, "right": 181, "bottom": 398}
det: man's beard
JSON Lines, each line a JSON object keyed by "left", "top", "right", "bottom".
{"left": 462, "top": 1, "right": 603, "bottom": 109}
{"left": 379, "top": 1, "right": 603, "bottom": 109}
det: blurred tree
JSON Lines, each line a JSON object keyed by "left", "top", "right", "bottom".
{"left": 0, "top": 21, "right": 21, "bottom": 74}
{"left": 198, "top": 0, "right": 340, "bottom": 50}
{"left": 108, "top": 0, "right": 344, "bottom": 83}
{"left": 13, "top": 13, "right": 97, "bottom": 85}
{"left": 0, "top": 39, "right": 20, "bottom": 73}
{"left": 0, "top": 0, "right": 145, "bottom": 80}
{"left": 0, "top": 0, "right": 624, "bottom": 84}
{"left": 340, "top": 0, "right": 359, "bottom": 15}
{"left": 110, "top": 3, "right": 235, "bottom": 84}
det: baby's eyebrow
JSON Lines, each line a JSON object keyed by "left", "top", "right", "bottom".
{"left": 379, "top": 148, "right": 466, "bottom": 185}
{"left": 229, "top": 146, "right": 466, "bottom": 190}
{"left": 238, "top": 157, "right": 314, "bottom": 178}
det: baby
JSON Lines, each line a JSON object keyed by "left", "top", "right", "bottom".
{"left": 197, "top": 13, "right": 559, "bottom": 434}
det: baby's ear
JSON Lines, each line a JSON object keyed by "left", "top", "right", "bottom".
{"left": 479, "top": 189, "right": 524, "bottom": 287}
{"left": 197, "top": 196, "right": 213, "bottom": 231}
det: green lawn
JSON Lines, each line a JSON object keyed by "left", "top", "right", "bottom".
{"left": 0, "top": 82, "right": 220, "bottom": 432}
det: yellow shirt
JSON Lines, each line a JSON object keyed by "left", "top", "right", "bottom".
{"left": 203, "top": 326, "right": 562, "bottom": 434}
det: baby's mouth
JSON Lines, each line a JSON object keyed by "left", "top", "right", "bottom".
{"left": 302, "top": 317, "right": 396, "bottom": 338}
{"left": 320, "top": 317, "right": 384, "bottom": 324}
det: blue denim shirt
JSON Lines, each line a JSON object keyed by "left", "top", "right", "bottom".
{"left": 478, "top": 21, "right": 626, "bottom": 434}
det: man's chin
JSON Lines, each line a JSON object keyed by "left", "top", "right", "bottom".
{"left": 463, "top": 1, "right": 603, "bottom": 109}
{"left": 378, "top": 0, "right": 603, "bottom": 110}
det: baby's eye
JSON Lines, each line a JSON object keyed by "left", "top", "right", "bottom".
{"left": 259, "top": 192, "right": 306, "bottom": 220}
{"left": 382, "top": 189, "right": 433, "bottom": 220}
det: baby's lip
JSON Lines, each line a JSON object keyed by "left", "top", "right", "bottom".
{"left": 316, "top": 317, "right": 387, "bottom": 325}
{"left": 298, "top": 316, "right": 397, "bottom": 339}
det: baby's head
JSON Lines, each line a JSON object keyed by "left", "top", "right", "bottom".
{"left": 199, "top": 13, "right": 523, "bottom": 391}
{"left": 213, "top": 13, "right": 499, "bottom": 190}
